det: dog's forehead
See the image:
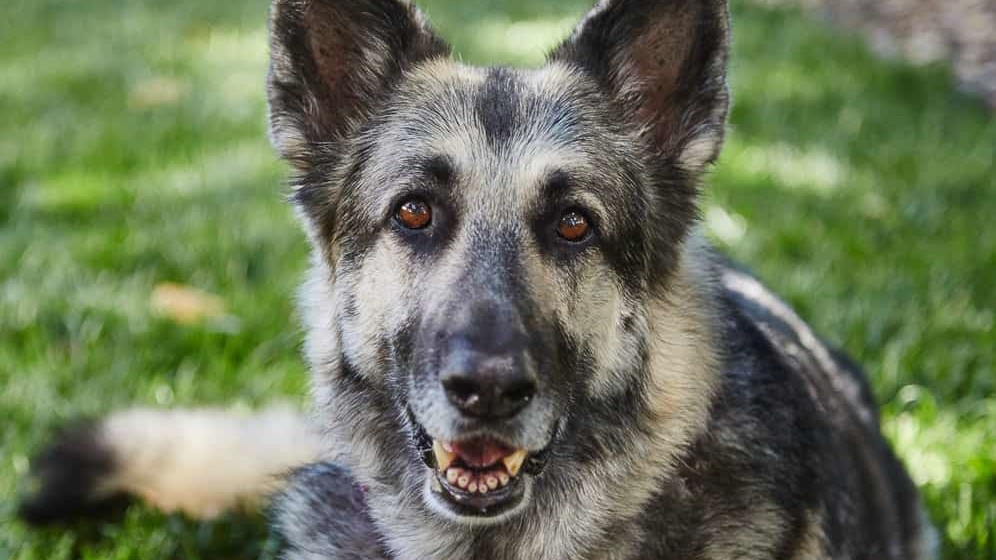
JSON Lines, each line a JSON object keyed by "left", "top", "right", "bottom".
{"left": 362, "top": 60, "right": 628, "bottom": 209}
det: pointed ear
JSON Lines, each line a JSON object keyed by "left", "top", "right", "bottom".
{"left": 551, "top": 0, "right": 730, "bottom": 172}
{"left": 267, "top": 0, "right": 449, "bottom": 171}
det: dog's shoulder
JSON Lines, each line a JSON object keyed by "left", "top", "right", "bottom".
{"left": 635, "top": 254, "right": 929, "bottom": 559}
{"left": 716, "top": 258, "right": 880, "bottom": 424}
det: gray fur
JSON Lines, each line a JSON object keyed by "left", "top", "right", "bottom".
{"left": 265, "top": 0, "right": 933, "bottom": 558}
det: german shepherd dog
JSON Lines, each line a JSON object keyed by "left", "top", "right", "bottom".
{"left": 19, "top": 0, "right": 937, "bottom": 558}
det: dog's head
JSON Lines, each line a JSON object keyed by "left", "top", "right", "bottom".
{"left": 268, "top": 0, "right": 729, "bottom": 524}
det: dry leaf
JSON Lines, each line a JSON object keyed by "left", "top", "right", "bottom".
{"left": 151, "top": 282, "right": 227, "bottom": 325}
{"left": 129, "top": 77, "right": 186, "bottom": 109}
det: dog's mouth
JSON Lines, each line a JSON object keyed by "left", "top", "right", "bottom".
{"left": 430, "top": 438, "right": 527, "bottom": 514}
{"left": 412, "top": 422, "right": 548, "bottom": 519}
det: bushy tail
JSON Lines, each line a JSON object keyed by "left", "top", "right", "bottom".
{"left": 18, "top": 406, "right": 323, "bottom": 524}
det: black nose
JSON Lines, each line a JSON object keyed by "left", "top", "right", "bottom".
{"left": 440, "top": 345, "right": 536, "bottom": 420}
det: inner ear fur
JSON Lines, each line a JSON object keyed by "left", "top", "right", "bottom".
{"left": 267, "top": 0, "right": 449, "bottom": 171}
{"left": 551, "top": 0, "right": 730, "bottom": 171}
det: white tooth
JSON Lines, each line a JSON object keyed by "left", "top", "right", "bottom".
{"left": 446, "top": 469, "right": 460, "bottom": 484}
{"left": 502, "top": 449, "right": 528, "bottom": 477}
{"left": 457, "top": 475, "right": 469, "bottom": 489}
{"left": 433, "top": 440, "right": 457, "bottom": 472}
{"left": 498, "top": 472, "right": 510, "bottom": 486}
{"left": 468, "top": 482, "right": 478, "bottom": 493}
{"left": 486, "top": 476, "right": 498, "bottom": 489}
{"left": 479, "top": 483, "right": 489, "bottom": 494}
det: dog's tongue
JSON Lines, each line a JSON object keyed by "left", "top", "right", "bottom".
{"left": 450, "top": 438, "right": 513, "bottom": 468}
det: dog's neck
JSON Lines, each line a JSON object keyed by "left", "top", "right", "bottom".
{"left": 310, "top": 236, "right": 722, "bottom": 559}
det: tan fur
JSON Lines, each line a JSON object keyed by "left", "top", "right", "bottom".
{"left": 789, "top": 512, "right": 830, "bottom": 560}
{"left": 702, "top": 504, "right": 789, "bottom": 559}
{"left": 100, "top": 405, "right": 323, "bottom": 518}
{"left": 506, "top": 240, "right": 719, "bottom": 558}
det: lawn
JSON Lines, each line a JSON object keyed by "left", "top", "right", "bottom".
{"left": 1, "top": 0, "right": 993, "bottom": 558}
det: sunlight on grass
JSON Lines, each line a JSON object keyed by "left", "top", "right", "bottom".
{"left": 23, "top": 172, "right": 129, "bottom": 213}
{"left": 727, "top": 140, "right": 849, "bottom": 194}
{"left": 136, "top": 142, "right": 278, "bottom": 198}
{"left": 884, "top": 391, "right": 996, "bottom": 551}
{"left": 190, "top": 27, "right": 270, "bottom": 111}
{"left": 704, "top": 205, "right": 749, "bottom": 245}
{"left": 464, "top": 16, "right": 577, "bottom": 66}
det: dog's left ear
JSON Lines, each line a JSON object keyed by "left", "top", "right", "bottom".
{"left": 551, "top": 0, "right": 730, "bottom": 172}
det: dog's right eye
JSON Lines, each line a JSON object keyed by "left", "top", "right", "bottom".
{"left": 556, "top": 209, "right": 591, "bottom": 243}
{"left": 395, "top": 198, "right": 432, "bottom": 230}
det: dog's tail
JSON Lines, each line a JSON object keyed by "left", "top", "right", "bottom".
{"left": 18, "top": 405, "right": 323, "bottom": 525}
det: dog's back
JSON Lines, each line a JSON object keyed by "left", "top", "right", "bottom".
{"left": 627, "top": 258, "right": 935, "bottom": 558}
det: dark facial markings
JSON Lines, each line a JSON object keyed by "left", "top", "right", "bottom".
{"left": 384, "top": 155, "right": 461, "bottom": 255}
{"left": 343, "top": 66, "right": 687, "bottom": 307}
{"left": 475, "top": 68, "right": 521, "bottom": 149}
{"left": 420, "top": 154, "right": 456, "bottom": 184}
{"left": 385, "top": 149, "right": 606, "bottom": 265}
{"left": 531, "top": 171, "right": 602, "bottom": 257}
{"left": 390, "top": 170, "right": 604, "bottom": 264}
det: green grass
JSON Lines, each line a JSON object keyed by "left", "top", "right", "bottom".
{"left": 1, "top": 0, "right": 993, "bottom": 558}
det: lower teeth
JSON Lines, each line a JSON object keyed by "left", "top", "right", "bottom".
{"left": 445, "top": 467, "right": 510, "bottom": 494}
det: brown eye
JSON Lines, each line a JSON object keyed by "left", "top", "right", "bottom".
{"left": 557, "top": 210, "right": 590, "bottom": 242}
{"left": 396, "top": 199, "right": 432, "bottom": 230}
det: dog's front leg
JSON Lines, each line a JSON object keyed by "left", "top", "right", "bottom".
{"left": 272, "top": 463, "right": 394, "bottom": 560}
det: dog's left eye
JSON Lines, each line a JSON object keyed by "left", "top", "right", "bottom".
{"left": 395, "top": 198, "right": 433, "bottom": 230}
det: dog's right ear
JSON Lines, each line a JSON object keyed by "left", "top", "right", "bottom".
{"left": 267, "top": 0, "right": 449, "bottom": 172}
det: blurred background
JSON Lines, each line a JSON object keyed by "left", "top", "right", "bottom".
{"left": 1, "top": 0, "right": 993, "bottom": 558}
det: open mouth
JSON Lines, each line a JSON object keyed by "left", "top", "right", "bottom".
{"left": 428, "top": 437, "right": 529, "bottom": 516}
{"left": 413, "top": 423, "right": 546, "bottom": 518}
